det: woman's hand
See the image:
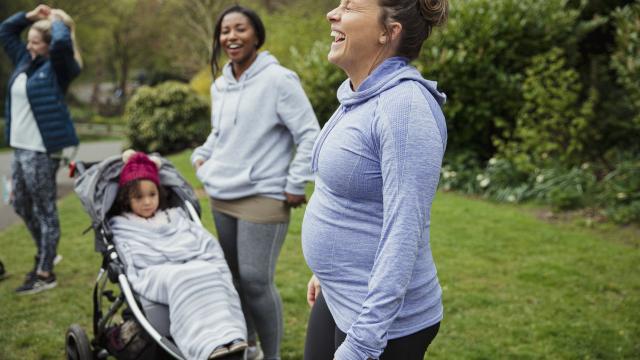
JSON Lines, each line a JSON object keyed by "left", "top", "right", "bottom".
{"left": 284, "top": 192, "right": 306, "bottom": 208}
{"left": 26, "top": 4, "right": 51, "bottom": 21}
{"left": 307, "top": 274, "right": 321, "bottom": 307}
{"left": 48, "top": 9, "right": 64, "bottom": 22}
{"left": 194, "top": 159, "right": 204, "bottom": 170}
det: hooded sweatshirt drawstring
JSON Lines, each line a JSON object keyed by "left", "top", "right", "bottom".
{"left": 213, "top": 82, "right": 226, "bottom": 137}
{"left": 233, "top": 81, "right": 245, "bottom": 125}
{"left": 215, "top": 52, "right": 277, "bottom": 136}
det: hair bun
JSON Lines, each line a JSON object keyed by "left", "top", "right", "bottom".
{"left": 418, "top": 0, "right": 449, "bottom": 27}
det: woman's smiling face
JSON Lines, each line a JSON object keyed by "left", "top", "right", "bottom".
{"left": 220, "top": 12, "right": 258, "bottom": 67}
{"left": 27, "top": 28, "right": 49, "bottom": 59}
{"left": 326, "top": 0, "right": 386, "bottom": 77}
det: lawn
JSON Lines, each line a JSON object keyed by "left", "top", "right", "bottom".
{"left": 0, "top": 151, "right": 638, "bottom": 359}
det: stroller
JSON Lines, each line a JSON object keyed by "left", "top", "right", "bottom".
{"left": 64, "top": 155, "right": 246, "bottom": 360}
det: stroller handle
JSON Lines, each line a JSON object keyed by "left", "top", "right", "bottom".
{"left": 69, "top": 160, "right": 100, "bottom": 178}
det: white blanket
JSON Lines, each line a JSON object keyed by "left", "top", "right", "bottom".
{"left": 110, "top": 208, "right": 246, "bottom": 360}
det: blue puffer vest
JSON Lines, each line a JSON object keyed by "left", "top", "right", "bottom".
{"left": 0, "top": 12, "right": 81, "bottom": 153}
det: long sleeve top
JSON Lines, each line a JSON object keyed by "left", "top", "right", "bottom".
{"left": 191, "top": 52, "right": 320, "bottom": 200}
{"left": 302, "top": 57, "right": 448, "bottom": 360}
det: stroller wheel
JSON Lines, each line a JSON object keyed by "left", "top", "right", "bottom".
{"left": 65, "top": 324, "right": 93, "bottom": 360}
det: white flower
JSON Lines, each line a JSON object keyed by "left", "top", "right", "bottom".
{"left": 617, "top": 192, "right": 627, "bottom": 200}
{"left": 581, "top": 163, "right": 590, "bottom": 170}
{"left": 442, "top": 171, "right": 451, "bottom": 179}
{"left": 480, "top": 178, "right": 491, "bottom": 188}
{"left": 541, "top": 152, "right": 549, "bottom": 159}
{"left": 507, "top": 194, "right": 516, "bottom": 202}
{"left": 450, "top": 171, "right": 457, "bottom": 178}
{"left": 476, "top": 174, "right": 485, "bottom": 182}
{"left": 536, "top": 174, "right": 545, "bottom": 183}
{"left": 488, "top": 157, "right": 498, "bottom": 166}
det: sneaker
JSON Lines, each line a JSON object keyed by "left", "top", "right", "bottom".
{"left": 228, "top": 339, "right": 248, "bottom": 353}
{"left": 245, "top": 344, "right": 263, "bottom": 360}
{"left": 209, "top": 339, "right": 248, "bottom": 359}
{"left": 15, "top": 273, "right": 57, "bottom": 295}
{"left": 208, "top": 345, "right": 230, "bottom": 359}
{"left": 25, "top": 255, "right": 62, "bottom": 280}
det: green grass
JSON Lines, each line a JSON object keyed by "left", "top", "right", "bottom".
{"left": 0, "top": 151, "right": 638, "bottom": 359}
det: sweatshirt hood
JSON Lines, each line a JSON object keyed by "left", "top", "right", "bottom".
{"left": 222, "top": 51, "right": 279, "bottom": 84}
{"left": 337, "top": 57, "right": 446, "bottom": 108}
{"left": 215, "top": 51, "right": 279, "bottom": 128}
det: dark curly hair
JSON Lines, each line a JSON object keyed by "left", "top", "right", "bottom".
{"left": 210, "top": 5, "right": 266, "bottom": 76}
{"left": 108, "top": 179, "right": 168, "bottom": 217}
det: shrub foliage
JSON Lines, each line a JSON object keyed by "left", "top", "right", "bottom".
{"left": 124, "top": 81, "right": 210, "bottom": 154}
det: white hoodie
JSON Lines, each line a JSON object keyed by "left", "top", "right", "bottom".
{"left": 192, "top": 52, "right": 320, "bottom": 200}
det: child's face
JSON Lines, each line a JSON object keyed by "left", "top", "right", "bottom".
{"left": 129, "top": 180, "right": 159, "bottom": 218}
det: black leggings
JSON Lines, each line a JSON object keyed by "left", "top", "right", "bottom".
{"left": 304, "top": 292, "right": 440, "bottom": 360}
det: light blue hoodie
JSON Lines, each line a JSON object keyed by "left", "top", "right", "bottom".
{"left": 302, "top": 57, "right": 447, "bottom": 360}
{"left": 192, "top": 52, "right": 320, "bottom": 200}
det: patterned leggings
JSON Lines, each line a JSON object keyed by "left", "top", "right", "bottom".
{"left": 11, "top": 149, "right": 60, "bottom": 273}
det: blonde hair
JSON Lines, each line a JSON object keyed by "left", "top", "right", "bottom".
{"left": 30, "top": 9, "right": 83, "bottom": 68}
{"left": 31, "top": 19, "right": 52, "bottom": 44}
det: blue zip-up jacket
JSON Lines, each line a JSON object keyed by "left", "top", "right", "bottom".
{"left": 302, "top": 57, "right": 447, "bottom": 360}
{"left": 0, "top": 12, "right": 80, "bottom": 153}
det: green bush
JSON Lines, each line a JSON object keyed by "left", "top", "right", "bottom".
{"left": 440, "top": 153, "right": 640, "bottom": 222}
{"left": 611, "top": 3, "right": 640, "bottom": 133}
{"left": 189, "top": 68, "right": 213, "bottom": 98}
{"left": 481, "top": 157, "right": 531, "bottom": 203}
{"left": 496, "top": 48, "right": 598, "bottom": 172}
{"left": 529, "top": 166, "right": 598, "bottom": 211}
{"left": 123, "top": 81, "right": 210, "bottom": 154}
{"left": 440, "top": 151, "right": 484, "bottom": 194}
{"left": 421, "top": 0, "right": 579, "bottom": 159}
{"left": 290, "top": 41, "right": 345, "bottom": 126}
{"left": 600, "top": 156, "right": 640, "bottom": 224}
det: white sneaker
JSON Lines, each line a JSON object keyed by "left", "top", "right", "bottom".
{"left": 245, "top": 345, "right": 264, "bottom": 360}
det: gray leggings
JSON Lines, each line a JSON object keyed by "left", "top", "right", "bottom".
{"left": 213, "top": 210, "right": 288, "bottom": 360}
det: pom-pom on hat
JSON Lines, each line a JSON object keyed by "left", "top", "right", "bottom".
{"left": 118, "top": 150, "right": 161, "bottom": 187}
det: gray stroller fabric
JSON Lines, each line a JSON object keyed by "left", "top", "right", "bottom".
{"left": 73, "top": 154, "right": 201, "bottom": 252}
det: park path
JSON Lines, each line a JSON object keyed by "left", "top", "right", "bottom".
{"left": 0, "top": 141, "right": 123, "bottom": 231}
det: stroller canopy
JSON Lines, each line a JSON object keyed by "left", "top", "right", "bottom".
{"left": 74, "top": 154, "right": 202, "bottom": 251}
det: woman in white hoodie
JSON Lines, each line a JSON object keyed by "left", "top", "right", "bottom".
{"left": 191, "top": 5, "right": 320, "bottom": 360}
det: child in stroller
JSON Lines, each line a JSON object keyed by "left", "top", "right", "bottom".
{"left": 107, "top": 151, "right": 247, "bottom": 360}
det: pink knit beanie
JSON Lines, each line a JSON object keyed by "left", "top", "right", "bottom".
{"left": 118, "top": 151, "right": 160, "bottom": 187}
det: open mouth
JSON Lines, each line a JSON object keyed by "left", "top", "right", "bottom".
{"left": 331, "top": 30, "right": 346, "bottom": 43}
{"left": 227, "top": 43, "right": 242, "bottom": 50}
